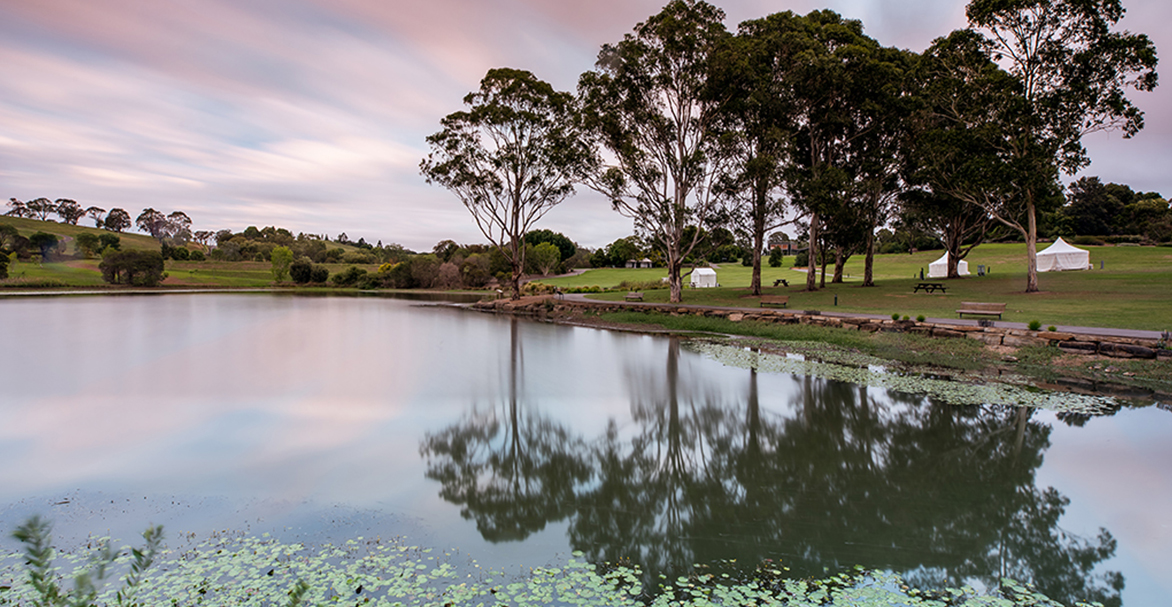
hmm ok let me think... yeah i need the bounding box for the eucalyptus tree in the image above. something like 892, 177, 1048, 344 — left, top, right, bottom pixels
103, 208, 131, 232
739, 10, 893, 291
83, 206, 106, 228
706, 28, 792, 296
845, 46, 916, 286
899, 190, 993, 278
54, 199, 84, 225
26, 198, 56, 221
578, 0, 729, 303
421, 68, 593, 300
908, 30, 1054, 281
965, 0, 1158, 292
5, 198, 31, 218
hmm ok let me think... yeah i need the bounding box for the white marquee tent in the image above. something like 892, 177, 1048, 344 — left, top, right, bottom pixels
690, 267, 718, 288
1037, 237, 1091, 272
927, 251, 969, 278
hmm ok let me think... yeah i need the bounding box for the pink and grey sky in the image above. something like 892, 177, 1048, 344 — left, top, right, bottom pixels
1, 0, 1169, 251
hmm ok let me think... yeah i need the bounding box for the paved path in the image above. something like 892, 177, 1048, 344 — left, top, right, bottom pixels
559, 293, 1164, 340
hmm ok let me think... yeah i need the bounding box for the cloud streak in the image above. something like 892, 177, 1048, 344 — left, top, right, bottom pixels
0, 0, 1167, 250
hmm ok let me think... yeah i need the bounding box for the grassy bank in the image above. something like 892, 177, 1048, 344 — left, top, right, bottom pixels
538, 243, 1172, 331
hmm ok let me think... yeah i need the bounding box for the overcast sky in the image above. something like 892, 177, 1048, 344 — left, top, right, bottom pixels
1, 0, 1168, 251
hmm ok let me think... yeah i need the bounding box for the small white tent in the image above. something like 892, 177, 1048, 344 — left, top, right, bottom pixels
927, 251, 969, 278
1037, 237, 1091, 272
690, 268, 718, 288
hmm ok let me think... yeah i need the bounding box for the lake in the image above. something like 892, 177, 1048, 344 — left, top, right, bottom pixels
1, 292, 1169, 605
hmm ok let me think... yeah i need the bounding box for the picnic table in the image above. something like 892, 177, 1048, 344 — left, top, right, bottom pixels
913, 282, 948, 293
772, 279, 789, 287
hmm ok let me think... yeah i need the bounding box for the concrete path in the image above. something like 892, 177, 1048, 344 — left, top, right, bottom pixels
559, 293, 1165, 340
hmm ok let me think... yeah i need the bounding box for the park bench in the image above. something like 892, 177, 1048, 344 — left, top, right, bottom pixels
914, 282, 947, 293
956, 302, 1006, 319
625, 292, 644, 302
760, 295, 789, 308
772, 279, 789, 287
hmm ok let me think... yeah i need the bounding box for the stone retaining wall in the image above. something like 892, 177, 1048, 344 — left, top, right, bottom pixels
472, 298, 1172, 360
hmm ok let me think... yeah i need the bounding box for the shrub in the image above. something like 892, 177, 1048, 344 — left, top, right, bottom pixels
1048, 325, 1057, 332
768, 248, 784, 268
331, 266, 367, 287
188, 249, 205, 261
98, 233, 121, 251
892, 313, 901, 321
916, 315, 926, 322
74, 232, 101, 258
99, 250, 166, 286
902, 315, 910, 321
1072, 235, 1105, 246
290, 258, 314, 283
310, 265, 330, 283
1028, 319, 1042, 331
342, 250, 377, 264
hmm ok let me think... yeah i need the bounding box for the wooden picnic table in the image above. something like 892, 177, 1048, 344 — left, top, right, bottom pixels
772, 279, 789, 287
913, 282, 948, 293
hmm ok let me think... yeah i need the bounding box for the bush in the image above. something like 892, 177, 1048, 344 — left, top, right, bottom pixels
74, 232, 101, 258
768, 248, 784, 268
0, 254, 7, 279
310, 265, 330, 283
916, 315, 926, 322
1048, 325, 1057, 332
1028, 319, 1042, 331
98, 233, 121, 251
892, 313, 901, 321
99, 250, 166, 286
290, 258, 314, 283
331, 266, 367, 287
1072, 235, 1105, 246
188, 249, 205, 261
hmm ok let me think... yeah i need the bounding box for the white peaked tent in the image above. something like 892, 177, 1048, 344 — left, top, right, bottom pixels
690, 267, 718, 288
927, 251, 969, 278
1037, 237, 1091, 272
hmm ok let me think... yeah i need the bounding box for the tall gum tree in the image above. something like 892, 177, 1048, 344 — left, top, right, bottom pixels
578, 0, 729, 303
742, 10, 890, 292
966, 0, 1158, 292
707, 23, 793, 296
421, 68, 594, 300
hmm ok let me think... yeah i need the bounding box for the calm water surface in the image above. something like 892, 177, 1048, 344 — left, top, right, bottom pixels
1, 293, 1169, 605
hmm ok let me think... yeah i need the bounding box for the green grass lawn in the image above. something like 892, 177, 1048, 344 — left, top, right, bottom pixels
535, 243, 1172, 331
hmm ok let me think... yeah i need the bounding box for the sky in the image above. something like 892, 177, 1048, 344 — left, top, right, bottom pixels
1, 0, 1169, 252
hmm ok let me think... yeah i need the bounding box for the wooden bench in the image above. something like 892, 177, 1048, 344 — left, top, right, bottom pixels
624, 292, 644, 302
772, 279, 789, 287
914, 282, 947, 293
760, 295, 789, 308
957, 302, 1006, 319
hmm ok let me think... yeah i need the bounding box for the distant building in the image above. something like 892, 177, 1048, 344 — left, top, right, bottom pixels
625, 258, 653, 268
768, 242, 800, 254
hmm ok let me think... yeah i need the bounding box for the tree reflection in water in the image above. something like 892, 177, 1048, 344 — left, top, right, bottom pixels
422, 334, 1122, 605
419, 318, 590, 541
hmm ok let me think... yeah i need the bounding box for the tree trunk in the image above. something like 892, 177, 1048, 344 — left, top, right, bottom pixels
832, 247, 845, 283
1025, 201, 1039, 293
668, 241, 684, 303
806, 212, 819, 291
509, 237, 523, 300
863, 229, 875, 287
751, 205, 765, 297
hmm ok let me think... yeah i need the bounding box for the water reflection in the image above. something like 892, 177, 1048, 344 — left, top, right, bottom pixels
424, 337, 1123, 605
420, 318, 590, 541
